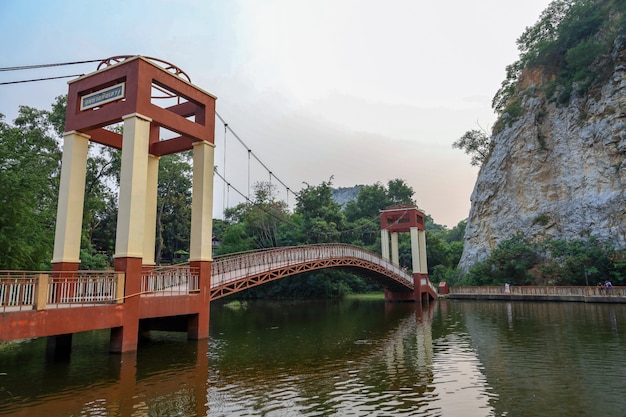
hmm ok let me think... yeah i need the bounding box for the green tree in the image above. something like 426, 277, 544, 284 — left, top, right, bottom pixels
218, 181, 293, 252
77, 145, 122, 269
460, 235, 625, 286
452, 129, 490, 167
0, 108, 62, 269
344, 182, 387, 222
155, 153, 192, 264
295, 178, 345, 243
387, 179, 415, 206
539, 237, 614, 285
216, 223, 256, 255
245, 182, 290, 248
344, 179, 415, 222
462, 234, 539, 286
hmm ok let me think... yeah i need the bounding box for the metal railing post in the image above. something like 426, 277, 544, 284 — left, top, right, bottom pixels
34, 273, 48, 310
116, 273, 125, 303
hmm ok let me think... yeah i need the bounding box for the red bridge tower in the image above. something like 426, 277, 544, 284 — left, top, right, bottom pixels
52, 56, 216, 352
380, 205, 432, 303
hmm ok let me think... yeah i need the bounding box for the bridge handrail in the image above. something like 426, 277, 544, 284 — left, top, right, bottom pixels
211, 243, 416, 289
0, 270, 122, 311
141, 265, 199, 295
160, 244, 437, 294
449, 285, 626, 297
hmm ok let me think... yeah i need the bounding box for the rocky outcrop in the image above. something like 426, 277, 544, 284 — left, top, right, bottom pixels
458, 39, 626, 270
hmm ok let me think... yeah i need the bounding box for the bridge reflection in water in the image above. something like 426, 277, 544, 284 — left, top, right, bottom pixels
0, 244, 437, 353
1, 299, 499, 416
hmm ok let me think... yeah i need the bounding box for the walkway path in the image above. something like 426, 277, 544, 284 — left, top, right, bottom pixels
445, 285, 626, 303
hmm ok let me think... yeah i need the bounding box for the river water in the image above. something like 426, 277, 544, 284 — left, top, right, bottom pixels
1, 298, 625, 416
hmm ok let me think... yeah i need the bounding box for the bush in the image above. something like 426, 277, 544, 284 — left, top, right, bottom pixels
459, 235, 625, 286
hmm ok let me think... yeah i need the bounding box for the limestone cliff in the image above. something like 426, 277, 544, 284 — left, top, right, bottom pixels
458, 37, 626, 270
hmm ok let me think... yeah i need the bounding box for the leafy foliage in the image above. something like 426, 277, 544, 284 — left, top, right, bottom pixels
461, 235, 625, 286
452, 129, 491, 167
493, 0, 626, 115
155, 153, 193, 264
0, 107, 61, 269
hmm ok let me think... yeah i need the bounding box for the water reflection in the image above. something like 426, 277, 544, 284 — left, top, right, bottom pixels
0, 337, 209, 416
1, 299, 626, 416
204, 300, 496, 416
450, 300, 626, 417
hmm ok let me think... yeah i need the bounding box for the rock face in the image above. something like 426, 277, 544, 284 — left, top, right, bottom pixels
458, 40, 626, 271
332, 185, 362, 206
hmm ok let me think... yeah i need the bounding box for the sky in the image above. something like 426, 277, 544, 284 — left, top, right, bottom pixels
0, 0, 553, 228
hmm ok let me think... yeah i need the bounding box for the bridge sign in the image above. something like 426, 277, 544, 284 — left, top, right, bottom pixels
80, 82, 125, 110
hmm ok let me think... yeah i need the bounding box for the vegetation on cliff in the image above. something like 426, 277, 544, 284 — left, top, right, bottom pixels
454, 0, 626, 162
493, 0, 626, 131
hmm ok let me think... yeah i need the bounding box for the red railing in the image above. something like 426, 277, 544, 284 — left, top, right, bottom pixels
0, 272, 37, 311
141, 265, 199, 296
0, 271, 123, 312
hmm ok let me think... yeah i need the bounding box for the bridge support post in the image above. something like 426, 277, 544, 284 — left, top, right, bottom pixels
110, 113, 152, 353
391, 232, 399, 266
51, 131, 90, 272
188, 261, 211, 340
142, 153, 160, 266
46, 333, 73, 361
110, 257, 142, 353
381, 229, 390, 261
187, 140, 215, 341
42, 122, 88, 358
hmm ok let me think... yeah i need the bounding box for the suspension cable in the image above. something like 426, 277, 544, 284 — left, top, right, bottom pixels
247, 149, 251, 201
215, 111, 297, 202
222, 123, 228, 219
0, 59, 106, 72
0, 74, 84, 85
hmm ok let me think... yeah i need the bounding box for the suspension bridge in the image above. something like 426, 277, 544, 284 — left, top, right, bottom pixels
0, 56, 437, 355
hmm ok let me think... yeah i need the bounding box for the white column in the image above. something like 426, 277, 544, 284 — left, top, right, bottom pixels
418, 230, 428, 274
114, 113, 152, 259
142, 154, 159, 265
52, 131, 90, 263
391, 232, 399, 266
410, 227, 420, 273
380, 229, 390, 261
190, 140, 215, 261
